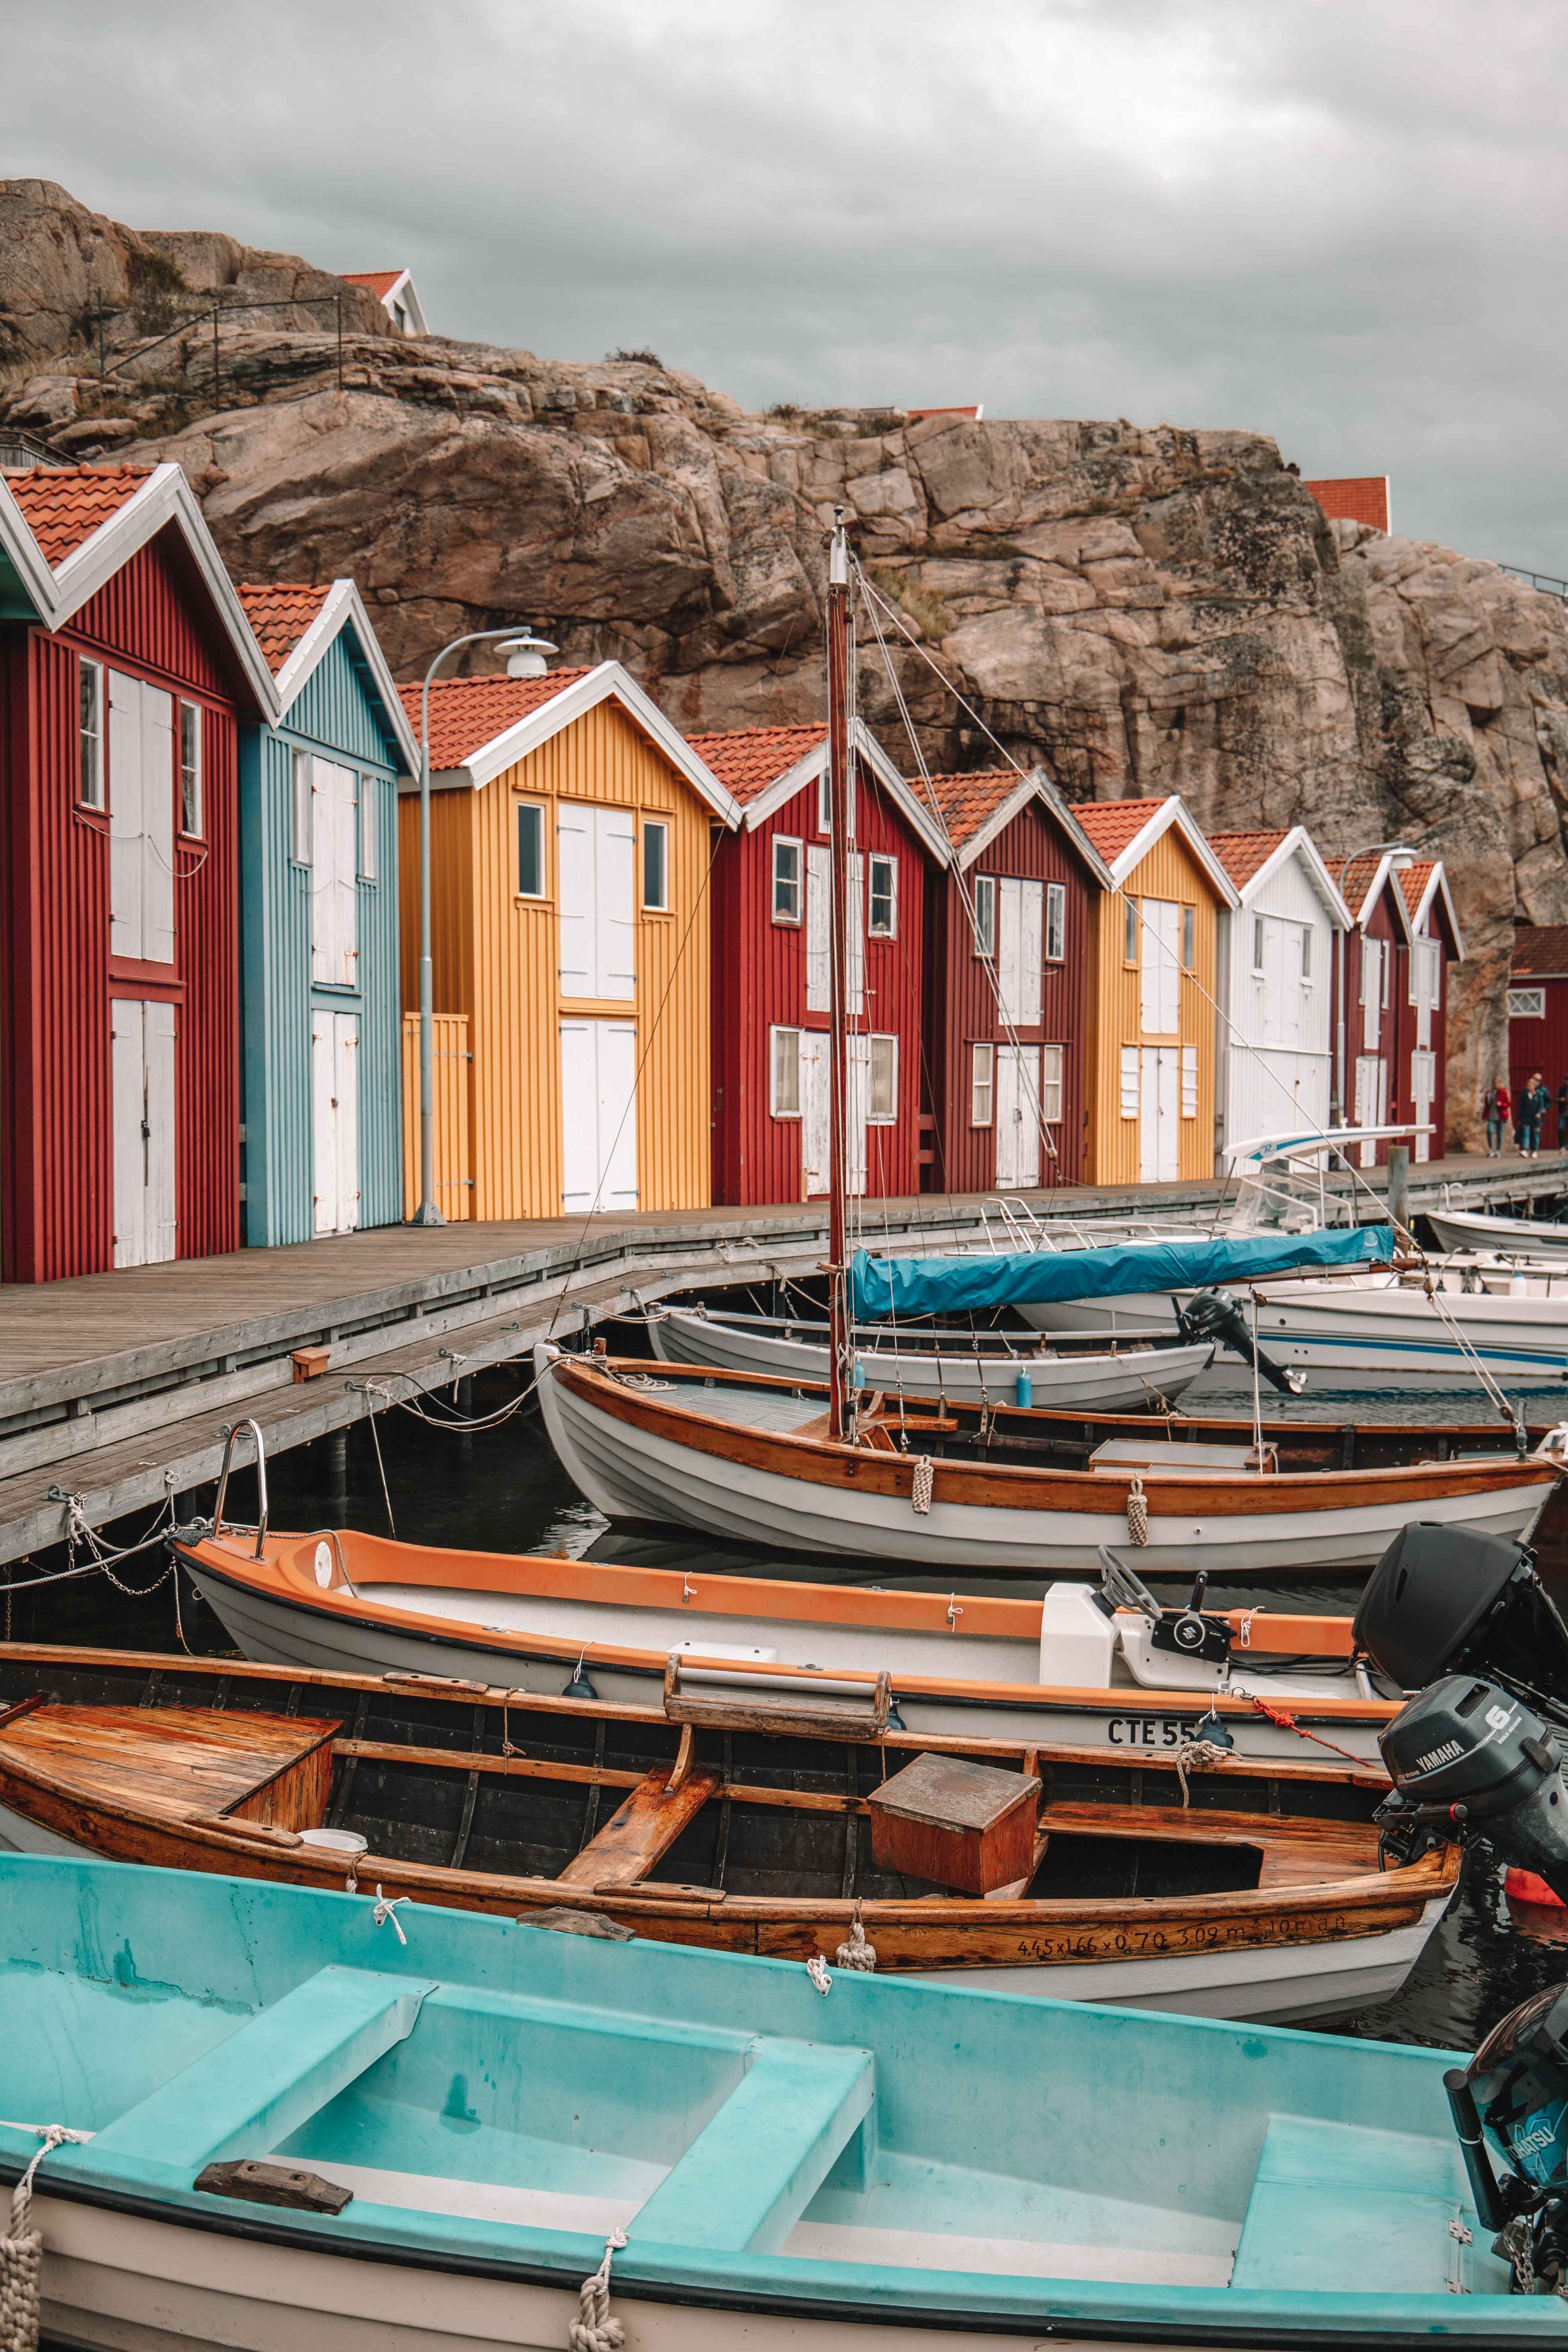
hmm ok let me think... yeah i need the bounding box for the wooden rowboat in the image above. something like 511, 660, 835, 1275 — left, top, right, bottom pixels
535, 1345, 1563, 1575
0, 1641, 1454, 2023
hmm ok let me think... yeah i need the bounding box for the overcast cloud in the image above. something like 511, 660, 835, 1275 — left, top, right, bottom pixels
6, 0, 1565, 571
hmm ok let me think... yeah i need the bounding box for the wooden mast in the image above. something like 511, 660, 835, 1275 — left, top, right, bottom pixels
826, 511, 852, 1441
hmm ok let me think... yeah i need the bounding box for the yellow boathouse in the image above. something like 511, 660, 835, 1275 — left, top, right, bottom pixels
1072, 796, 1239, 1186
396, 662, 739, 1220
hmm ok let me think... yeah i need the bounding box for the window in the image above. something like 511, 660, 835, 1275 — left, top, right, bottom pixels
770, 1025, 802, 1117
516, 803, 545, 897
1252, 915, 1265, 973
1040, 1043, 1063, 1123
643, 818, 670, 911
78, 659, 104, 808
868, 1033, 898, 1122
1301, 927, 1312, 981
358, 775, 376, 880
1181, 1045, 1198, 1119
772, 835, 802, 923
176, 701, 202, 835
1123, 896, 1138, 963
1510, 986, 1547, 1020
1119, 1045, 1139, 1118
973, 874, 996, 956
1181, 905, 1195, 969
1045, 882, 1066, 962
1381, 943, 1390, 1007
868, 853, 897, 937
816, 763, 855, 838
971, 1042, 995, 1127
291, 749, 311, 864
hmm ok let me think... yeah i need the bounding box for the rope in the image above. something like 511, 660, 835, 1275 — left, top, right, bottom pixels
1126, 1475, 1150, 1546
1243, 1693, 1369, 1768
1173, 1737, 1233, 1808
371, 1886, 409, 1945
568, 2226, 627, 2352
910, 1454, 934, 1514
834, 1911, 877, 1971
806, 1953, 832, 1995
0, 2125, 93, 2352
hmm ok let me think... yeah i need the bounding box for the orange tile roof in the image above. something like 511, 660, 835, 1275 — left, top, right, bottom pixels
341, 270, 404, 301
686, 725, 827, 805
396, 669, 592, 768
1304, 476, 1390, 533
4, 464, 153, 566
1514, 928, 1568, 979
923, 769, 1025, 850
1071, 796, 1172, 862
238, 581, 333, 674
1397, 859, 1437, 921
1209, 829, 1290, 889
1336, 854, 1386, 917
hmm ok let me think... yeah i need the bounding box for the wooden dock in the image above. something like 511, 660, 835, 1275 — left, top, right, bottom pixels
0, 1151, 1558, 1566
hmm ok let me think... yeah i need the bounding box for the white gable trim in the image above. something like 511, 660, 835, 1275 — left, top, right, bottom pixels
271, 578, 420, 772
740, 720, 950, 862
1399, 863, 1466, 960
1102, 797, 1240, 906
1228, 827, 1351, 927
409, 661, 741, 827
0, 463, 279, 715
1342, 851, 1403, 934
0, 481, 57, 618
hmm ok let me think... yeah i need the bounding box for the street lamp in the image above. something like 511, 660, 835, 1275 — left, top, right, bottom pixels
412, 625, 558, 1225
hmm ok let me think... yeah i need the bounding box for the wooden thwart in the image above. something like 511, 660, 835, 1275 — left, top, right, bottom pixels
556, 1758, 721, 1889
663, 1653, 893, 1742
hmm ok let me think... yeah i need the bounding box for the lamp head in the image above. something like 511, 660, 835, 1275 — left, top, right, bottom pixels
498, 631, 559, 680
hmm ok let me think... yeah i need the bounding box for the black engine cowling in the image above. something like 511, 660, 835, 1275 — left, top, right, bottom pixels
1446, 1980, 1568, 2289
1378, 1675, 1568, 1897
1354, 1523, 1568, 1705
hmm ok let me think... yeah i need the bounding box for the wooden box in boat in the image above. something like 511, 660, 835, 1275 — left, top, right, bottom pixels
865, 1752, 1040, 1893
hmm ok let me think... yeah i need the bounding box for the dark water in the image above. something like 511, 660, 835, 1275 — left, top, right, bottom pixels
9, 1345, 1568, 2063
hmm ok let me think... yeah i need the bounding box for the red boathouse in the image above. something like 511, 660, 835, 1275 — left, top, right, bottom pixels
0, 463, 275, 1281
920, 768, 1109, 1193
1508, 929, 1568, 1118
1391, 858, 1462, 1161
1333, 849, 1460, 1164
691, 721, 947, 1205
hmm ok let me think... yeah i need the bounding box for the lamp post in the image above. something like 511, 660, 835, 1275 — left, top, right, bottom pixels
412, 625, 557, 1226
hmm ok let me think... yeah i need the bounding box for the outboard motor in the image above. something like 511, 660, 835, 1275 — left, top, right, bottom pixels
1445, 1980, 1568, 2291
1177, 1287, 1306, 1397
1377, 1676, 1568, 1891
1354, 1523, 1568, 1714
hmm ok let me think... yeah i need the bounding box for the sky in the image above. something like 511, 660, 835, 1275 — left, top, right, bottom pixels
6, 0, 1566, 573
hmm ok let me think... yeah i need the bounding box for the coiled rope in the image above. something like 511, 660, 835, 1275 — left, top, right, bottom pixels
1126, 1475, 1150, 1546
0, 2124, 93, 2352
1172, 1737, 1233, 1807
569, 2226, 627, 2352
834, 1910, 877, 1971
910, 1455, 934, 1514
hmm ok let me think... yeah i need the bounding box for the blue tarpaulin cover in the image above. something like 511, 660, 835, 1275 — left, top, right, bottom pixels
850, 1224, 1397, 1321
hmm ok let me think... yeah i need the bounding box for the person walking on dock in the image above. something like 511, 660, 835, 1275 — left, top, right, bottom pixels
1557, 1073, 1568, 1150
1519, 1072, 1551, 1158
1484, 1078, 1510, 1156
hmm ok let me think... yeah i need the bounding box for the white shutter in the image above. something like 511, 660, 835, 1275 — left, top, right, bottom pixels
1180, 1045, 1198, 1119
1410, 1048, 1436, 1162
1019, 881, 1044, 1028
595, 808, 636, 999
335, 1015, 361, 1229
1140, 901, 1179, 1033
1159, 903, 1180, 1033
111, 1002, 146, 1266
806, 845, 831, 1013
559, 1020, 596, 1205
1361, 941, 1381, 1050
596, 1020, 639, 1205
996, 878, 1022, 1026
1139, 1047, 1159, 1180
333, 763, 358, 986
108, 670, 144, 960
312, 1014, 336, 1235
142, 686, 175, 964
845, 1033, 868, 1196
557, 812, 594, 994
1156, 1048, 1180, 1179
309, 759, 335, 984
801, 1033, 830, 1194
1119, 1047, 1139, 1119
1417, 939, 1441, 1050
847, 850, 865, 1017
1354, 1055, 1384, 1164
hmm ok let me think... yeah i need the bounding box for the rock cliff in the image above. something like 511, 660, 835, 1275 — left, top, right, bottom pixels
5, 181, 1565, 1143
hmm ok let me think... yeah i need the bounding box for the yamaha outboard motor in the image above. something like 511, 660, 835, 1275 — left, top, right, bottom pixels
1176, 1287, 1306, 1396
1355, 1523, 1568, 1715
1445, 1980, 1568, 2291
1377, 1676, 1568, 1891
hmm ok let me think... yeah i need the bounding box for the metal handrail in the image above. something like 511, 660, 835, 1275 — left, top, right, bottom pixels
213, 1418, 269, 1559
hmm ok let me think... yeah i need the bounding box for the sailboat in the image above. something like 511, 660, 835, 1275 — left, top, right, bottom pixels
535, 520, 1564, 1574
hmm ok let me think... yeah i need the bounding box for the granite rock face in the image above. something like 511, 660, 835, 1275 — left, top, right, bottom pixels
4, 220, 1564, 1139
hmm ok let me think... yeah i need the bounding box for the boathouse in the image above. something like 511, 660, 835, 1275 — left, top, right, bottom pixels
690, 721, 947, 1205
396, 661, 738, 1219
1507, 928, 1568, 1114
1072, 796, 1239, 1186
0, 462, 275, 1282
920, 768, 1109, 1192
1209, 829, 1350, 1160
237, 581, 417, 1244
1392, 857, 1462, 1160
1334, 850, 1430, 1164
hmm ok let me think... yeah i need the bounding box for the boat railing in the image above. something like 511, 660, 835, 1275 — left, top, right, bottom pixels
213, 1417, 270, 1560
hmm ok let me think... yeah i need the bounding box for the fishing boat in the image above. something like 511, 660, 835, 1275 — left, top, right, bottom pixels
647, 1300, 1216, 1409
0, 1642, 1452, 2020
535, 1343, 1564, 1574
173, 1515, 1401, 1762
4, 1854, 1557, 2349
1426, 1201, 1568, 1260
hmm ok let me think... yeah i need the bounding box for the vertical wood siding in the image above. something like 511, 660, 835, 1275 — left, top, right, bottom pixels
1337, 884, 1402, 1164
710, 759, 929, 1205
923, 804, 1092, 1195
400, 1013, 472, 1217
1507, 986, 1568, 1126
1084, 827, 1221, 1186
396, 697, 714, 1218
1217, 856, 1339, 1153
174, 698, 239, 1260
69, 534, 232, 700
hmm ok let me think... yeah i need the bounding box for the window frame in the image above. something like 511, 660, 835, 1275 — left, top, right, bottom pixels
1251, 914, 1266, 974
1039, 1042, 1064, 1125
769, 1023, 802, 1119
641, 816, 671, 913
1301, 925, 1312, 983
1181, 904, 1195, 970
1509, 986, 1547, 1021
78, 658, 104, 811
970, 1041, 995, 1128
1045, 881, 1066, 962
1123, 895, 1138, 964
973, 874, 997, 958
1180, 1044, 1198, 1119
515, 800, 547, 900
177, 699, 203, 838
771, 834, 804, 926
867, 851, 897, 939
1119, 1044, 1139, 1119
291, 748, 312, 866
357, 773, 377, 882
868, 1032, 898, 1124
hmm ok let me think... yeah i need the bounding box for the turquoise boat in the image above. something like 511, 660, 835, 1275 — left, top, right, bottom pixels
0, 1852, 1559, 2348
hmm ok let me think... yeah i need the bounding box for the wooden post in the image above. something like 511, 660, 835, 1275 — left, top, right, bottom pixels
825, 514, 851, 1442
1387, 1143, 1410, 1237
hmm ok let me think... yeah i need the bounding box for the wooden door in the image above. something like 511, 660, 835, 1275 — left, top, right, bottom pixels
310, 758, 359, 988
1139, 1045, 1179, 1181
806, 846, 831, 1014
1410, 1048, 1436, 1162
111, 999, 176, 1268
801, 1032, 830, 1195
312, 1011, 361, 1235
994, 1046, 1041, 1188
559, 1018, 639, 1211
557, 807, 635, 1001
996, 881, 1044, 1029
1354, 1054, 1386, 1165
846, 1033, 869, 1197
108, 671, 175, 966
1139, 900, 1180, 1035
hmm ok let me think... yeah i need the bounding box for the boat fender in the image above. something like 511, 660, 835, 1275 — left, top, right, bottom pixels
0, 2121, 93, 2351
1126, 1476, 1149, 1546
911, 1456, 934, 1514
570, 2226, 628, 2352
835, 1911, 877, 1971
522, 1909, 635, 1942
563, 1653, 599, 1701
1015, 1368, 1032, 1409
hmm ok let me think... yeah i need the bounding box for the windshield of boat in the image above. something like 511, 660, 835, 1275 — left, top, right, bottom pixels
1227, 1150, 1342, 1235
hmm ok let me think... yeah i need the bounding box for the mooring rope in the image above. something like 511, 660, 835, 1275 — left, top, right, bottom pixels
0, 2125, 93, 2352
568, 2226, 628, 2352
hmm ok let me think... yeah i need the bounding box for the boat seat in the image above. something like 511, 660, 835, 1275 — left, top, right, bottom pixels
1231, 2112, 1511, 2296
630, 2035, 874, 2256
91, 1965, 436, 2174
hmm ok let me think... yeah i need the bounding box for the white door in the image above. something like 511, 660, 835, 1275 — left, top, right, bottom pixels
801, 1033, 830, 1195
108, 671, 175, 965
559, 1019, 638, 1211
1140, 900, 1180, 1034
111, 998, 176, 1267
1139, 1045, 1179, 1182
996, 881, 1044, 1028
312, 1011, 361, 1235
309, 759, 359, 989
1354, 1054, 1387, 1165
994, 1045, 1041, 1188
845, 1033, 868, 1197
557, 808, 635, 1000
1361, 940, 1382, 1051
1410, 1048, 1436, 1163
1413, 938, 1442, 1051
805, 846, 863, 1016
